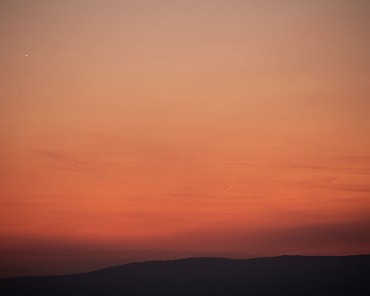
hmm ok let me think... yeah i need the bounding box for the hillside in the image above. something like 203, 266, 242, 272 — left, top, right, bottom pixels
1, 255, 370, 295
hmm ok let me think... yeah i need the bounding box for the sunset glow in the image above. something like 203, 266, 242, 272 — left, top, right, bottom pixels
1, 0, 369, 277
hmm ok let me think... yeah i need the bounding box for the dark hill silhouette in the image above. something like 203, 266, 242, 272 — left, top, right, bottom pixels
1, 255, 370, 295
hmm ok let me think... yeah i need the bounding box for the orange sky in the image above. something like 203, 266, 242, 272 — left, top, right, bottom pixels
1, 0, 370, 277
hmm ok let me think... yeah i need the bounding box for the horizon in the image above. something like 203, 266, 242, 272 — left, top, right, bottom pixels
2, 253, 370, 279
1, 0, 370, 278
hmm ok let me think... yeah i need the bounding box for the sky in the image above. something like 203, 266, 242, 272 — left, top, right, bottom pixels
1, 0, 370, 277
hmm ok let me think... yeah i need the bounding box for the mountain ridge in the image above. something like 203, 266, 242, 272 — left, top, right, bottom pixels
1, 255, 370, 295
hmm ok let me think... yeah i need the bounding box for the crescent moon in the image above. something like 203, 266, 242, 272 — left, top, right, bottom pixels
225, 179, 235, 192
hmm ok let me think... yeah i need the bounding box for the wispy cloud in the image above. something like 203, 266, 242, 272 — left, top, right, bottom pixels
264, 219, 370, 249
322, 184, 370, 193
227, 162, 370, 175
338, 156, 370, 160
36, 150, 111, 172
170, 217, 370, 257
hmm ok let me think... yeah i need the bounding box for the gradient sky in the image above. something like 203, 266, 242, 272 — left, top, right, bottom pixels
1, 0, 370, 277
